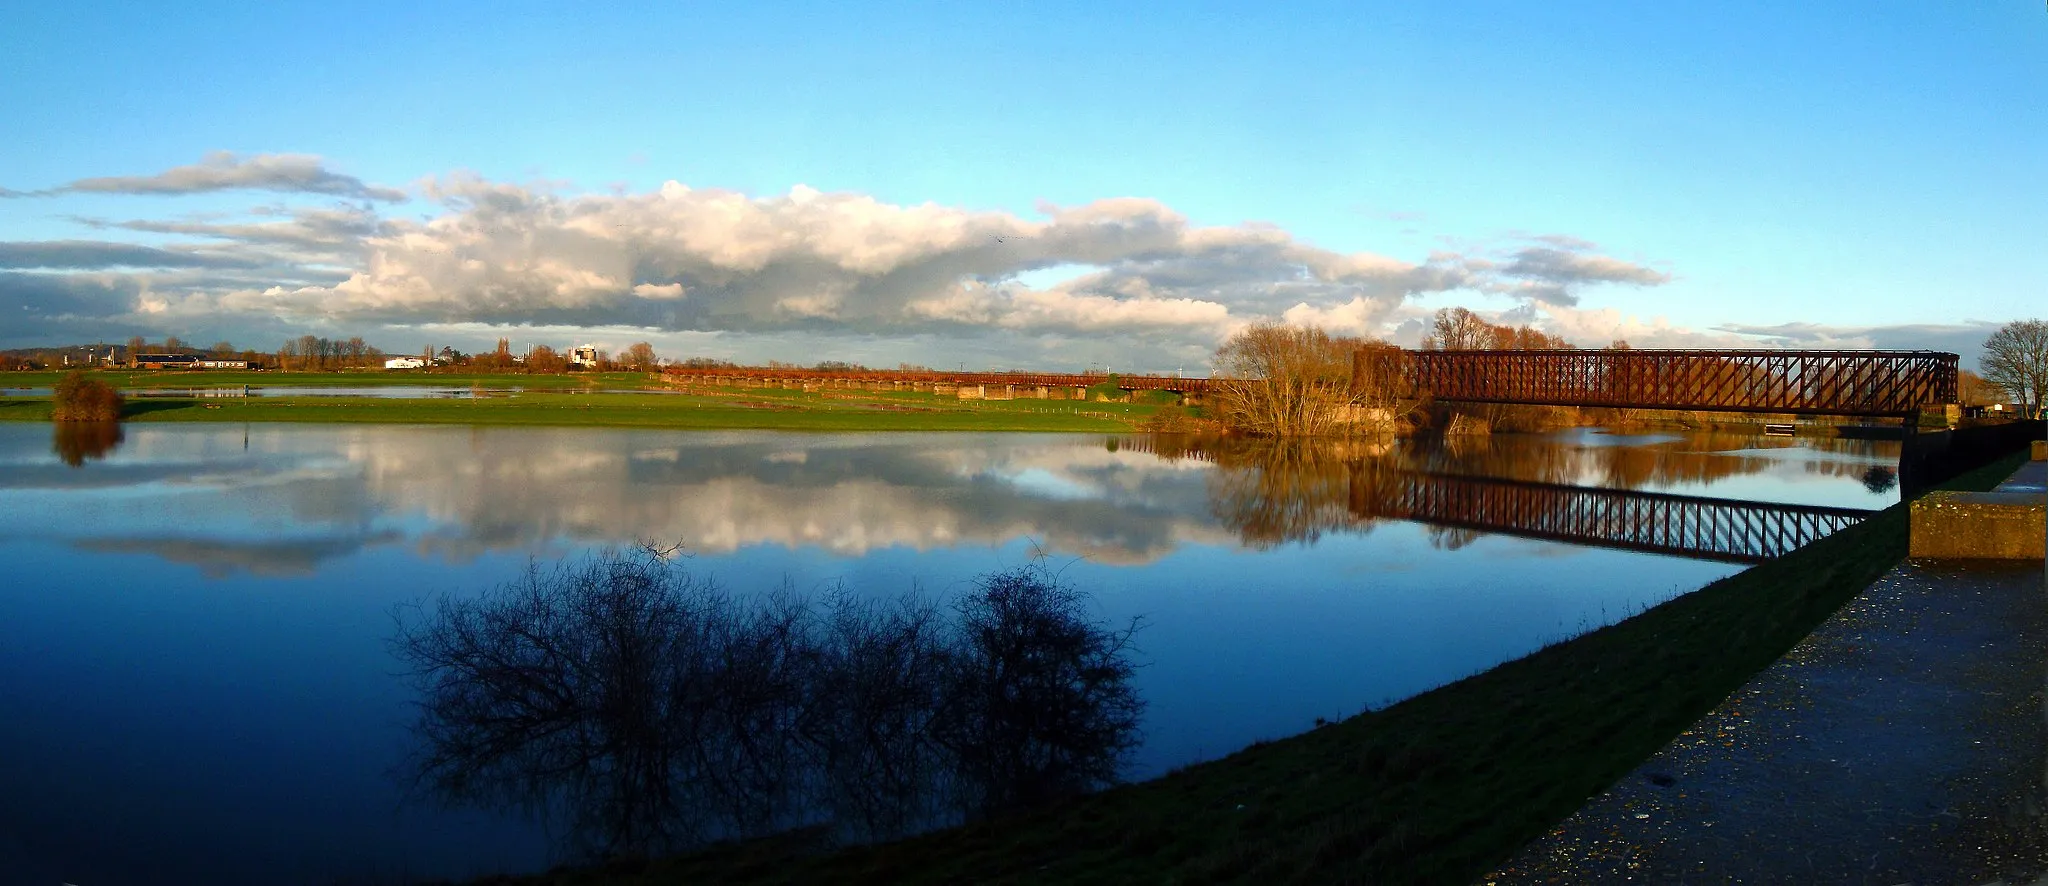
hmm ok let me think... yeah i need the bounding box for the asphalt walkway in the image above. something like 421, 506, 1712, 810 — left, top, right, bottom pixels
1485, 553, 2048, 885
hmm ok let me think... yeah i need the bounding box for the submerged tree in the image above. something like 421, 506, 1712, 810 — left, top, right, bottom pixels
390, 547, 1146, 859
932, 566, 1145, 818
391, 546, 728, 853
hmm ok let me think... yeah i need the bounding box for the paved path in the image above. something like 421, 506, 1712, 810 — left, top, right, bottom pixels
1485, 557, 2048, 885
1998, 460, 2046, 495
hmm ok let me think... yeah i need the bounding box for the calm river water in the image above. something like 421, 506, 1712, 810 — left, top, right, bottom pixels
0, 423, 1900, 884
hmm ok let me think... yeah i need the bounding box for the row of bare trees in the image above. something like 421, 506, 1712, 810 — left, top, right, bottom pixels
1981, 319, 2048, 418
391, 546, 1144, 858
276, 335, 381, 371
428, 339, 664, 374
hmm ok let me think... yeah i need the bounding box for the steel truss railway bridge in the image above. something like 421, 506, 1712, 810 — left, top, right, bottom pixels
664, 348, 1959, 417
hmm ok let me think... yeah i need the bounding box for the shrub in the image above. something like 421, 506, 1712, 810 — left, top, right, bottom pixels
51, 370, 123, 421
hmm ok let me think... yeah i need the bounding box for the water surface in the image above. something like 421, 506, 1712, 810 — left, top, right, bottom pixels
0, 424, 1900, 884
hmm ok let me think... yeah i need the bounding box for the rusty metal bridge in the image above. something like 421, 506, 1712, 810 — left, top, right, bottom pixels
1350, 470, 1875, 564
664, 348, 1958, 417
1401, 349, 1958, 418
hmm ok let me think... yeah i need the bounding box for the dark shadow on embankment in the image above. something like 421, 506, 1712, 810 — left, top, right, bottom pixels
119, 400, 199, 418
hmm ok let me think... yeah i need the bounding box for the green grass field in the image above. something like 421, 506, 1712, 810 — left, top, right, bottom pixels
0, 369, 653, 390
485, 449, 2033, 886
0, 380, 1162, 432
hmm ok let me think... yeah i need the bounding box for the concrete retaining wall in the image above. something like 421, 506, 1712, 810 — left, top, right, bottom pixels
1909, 460, 2046, 560
1908, 492, 2045, 559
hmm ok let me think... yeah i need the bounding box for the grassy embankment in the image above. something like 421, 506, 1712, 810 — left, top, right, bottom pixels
481, 449, 2034, 886
0, 374, 1163, 432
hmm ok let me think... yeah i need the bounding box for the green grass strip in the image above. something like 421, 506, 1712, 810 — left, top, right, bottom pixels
494, 450, 2032, 886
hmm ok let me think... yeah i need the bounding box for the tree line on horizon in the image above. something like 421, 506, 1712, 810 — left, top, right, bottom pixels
6, 319, 2042, 421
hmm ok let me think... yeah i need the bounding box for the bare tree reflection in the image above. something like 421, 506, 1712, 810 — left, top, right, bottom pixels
52, 421, 124, 467
390, 547, 1143, 859
1860, 465, 1899, 494
934, 569, 1144, 818
1206, 439, 1387, 548
803, 591, 952, 840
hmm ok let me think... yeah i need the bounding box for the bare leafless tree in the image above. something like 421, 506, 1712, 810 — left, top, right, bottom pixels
1212, 323, 1369, 437
1421, 307, 1496, 351
1982, 319, 2048, 418
1957, 369, 2008, 408
624, 342, 659, 372
1421, 307, 1578, 432
525, 344, 567, 374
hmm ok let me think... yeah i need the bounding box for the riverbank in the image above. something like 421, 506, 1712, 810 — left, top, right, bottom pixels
0, 386, 1159, 432
463, 450, 2032, 885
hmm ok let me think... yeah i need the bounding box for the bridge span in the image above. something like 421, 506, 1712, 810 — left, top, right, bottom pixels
1399, 349, 1957, 418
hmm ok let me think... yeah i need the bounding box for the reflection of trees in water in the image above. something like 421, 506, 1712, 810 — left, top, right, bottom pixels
51, 421, 124, 467
1205, 438, 1392, 549
390, 546, 1142, 858
1178, 429, 1871, 550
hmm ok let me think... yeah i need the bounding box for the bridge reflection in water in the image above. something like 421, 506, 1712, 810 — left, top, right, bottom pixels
1352, 470, 1873, 564
1118, 435, 1880, 564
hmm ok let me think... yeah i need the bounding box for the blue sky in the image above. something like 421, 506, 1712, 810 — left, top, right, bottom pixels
3, 1, 2043, 369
